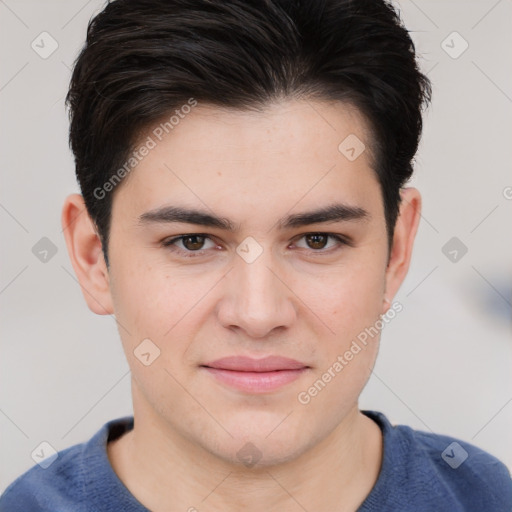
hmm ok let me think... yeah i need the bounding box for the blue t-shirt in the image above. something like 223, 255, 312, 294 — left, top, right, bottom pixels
1, 410, 511, 511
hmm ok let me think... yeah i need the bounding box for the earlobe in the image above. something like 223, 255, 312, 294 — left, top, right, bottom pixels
382, 296, 391, 315
61, 193, 114, 315
383, 187, 422, 306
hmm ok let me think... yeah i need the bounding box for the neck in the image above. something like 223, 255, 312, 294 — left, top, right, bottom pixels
108, 389, 382, 512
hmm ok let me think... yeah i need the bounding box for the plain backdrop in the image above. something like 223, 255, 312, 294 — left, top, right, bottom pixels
1, 0, 511, 494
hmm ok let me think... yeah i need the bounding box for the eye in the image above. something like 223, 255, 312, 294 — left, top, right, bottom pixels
293, 233, 348, 252
161, 232, 350, 259
162, 234, 217, 256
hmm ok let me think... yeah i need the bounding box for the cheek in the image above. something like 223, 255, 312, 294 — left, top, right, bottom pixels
296, 268, 384, 420
108, 252, 227, 380
108, 251, 194, 345
318, 256, 386, 341
108, 259, 201, 401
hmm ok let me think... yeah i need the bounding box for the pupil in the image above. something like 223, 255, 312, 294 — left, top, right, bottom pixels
184, 235, 204, 250
307, 234, 327, 249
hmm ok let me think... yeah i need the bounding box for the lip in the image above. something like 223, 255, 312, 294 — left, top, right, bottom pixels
200, 356, 309, 393
203, 356, 308, 372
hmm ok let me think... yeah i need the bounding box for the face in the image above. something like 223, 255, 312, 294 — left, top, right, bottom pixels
64, 99, 418, 467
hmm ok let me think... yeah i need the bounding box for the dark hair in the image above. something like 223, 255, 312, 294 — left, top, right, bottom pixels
66, 0, 431, 267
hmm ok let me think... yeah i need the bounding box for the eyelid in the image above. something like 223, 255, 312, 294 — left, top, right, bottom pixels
291, 232, 352, 249
161, 233, 218, 253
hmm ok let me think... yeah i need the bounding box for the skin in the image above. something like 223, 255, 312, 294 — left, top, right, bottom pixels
62, 99, 421, 512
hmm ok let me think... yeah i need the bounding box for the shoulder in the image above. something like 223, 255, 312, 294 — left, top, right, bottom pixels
363, 410, 512, 511
0, 441, 87, 512
408, 426, 512, 506
0, 416, 133, 512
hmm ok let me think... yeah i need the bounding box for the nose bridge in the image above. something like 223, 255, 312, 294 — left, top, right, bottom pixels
219, 242, 296, 336
237, 251, 277, 304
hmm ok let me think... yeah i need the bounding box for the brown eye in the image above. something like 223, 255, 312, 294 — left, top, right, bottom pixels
181, 235, 206, 251
305, 233, 329, 250
293, 233, 349, 253
162, 234, 217, 256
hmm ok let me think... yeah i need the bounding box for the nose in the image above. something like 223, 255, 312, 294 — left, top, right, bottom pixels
216, 247, 297, 339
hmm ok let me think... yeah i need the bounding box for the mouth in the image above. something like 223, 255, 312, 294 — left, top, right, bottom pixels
200, 356, 310, 393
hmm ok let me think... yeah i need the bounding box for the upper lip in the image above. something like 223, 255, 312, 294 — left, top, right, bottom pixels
202, 356, 308, 372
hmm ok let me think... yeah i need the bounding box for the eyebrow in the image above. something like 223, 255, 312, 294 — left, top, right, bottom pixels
137, 203, 369, 231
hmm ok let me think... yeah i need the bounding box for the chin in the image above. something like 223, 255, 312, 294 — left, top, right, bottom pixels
208, 420, 314, 469
224, 439, 308, 470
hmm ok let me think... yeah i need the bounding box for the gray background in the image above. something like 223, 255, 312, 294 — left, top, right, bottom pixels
1, 0, 511, 493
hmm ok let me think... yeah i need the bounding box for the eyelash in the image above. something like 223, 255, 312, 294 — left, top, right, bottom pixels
161, 233, 351, 258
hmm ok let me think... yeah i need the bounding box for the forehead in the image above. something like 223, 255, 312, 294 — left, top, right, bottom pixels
111, 99, 382, 224
146, 100, 373, 163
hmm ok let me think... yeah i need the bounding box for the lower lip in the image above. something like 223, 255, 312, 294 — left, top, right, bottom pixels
202, 367, 308, 393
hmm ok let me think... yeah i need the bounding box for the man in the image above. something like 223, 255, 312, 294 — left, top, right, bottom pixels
1, 0, 511, 511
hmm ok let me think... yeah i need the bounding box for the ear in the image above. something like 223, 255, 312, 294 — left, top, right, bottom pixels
383, 187, 421, 312
61, 193, 114, 315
